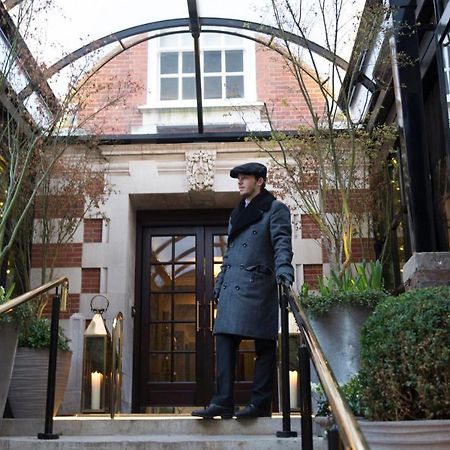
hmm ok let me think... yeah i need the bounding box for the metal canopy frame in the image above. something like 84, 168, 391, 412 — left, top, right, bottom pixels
12, 0, 376, 136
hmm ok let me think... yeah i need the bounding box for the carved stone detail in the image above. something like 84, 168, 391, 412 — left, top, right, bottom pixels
186, 150, 216, 191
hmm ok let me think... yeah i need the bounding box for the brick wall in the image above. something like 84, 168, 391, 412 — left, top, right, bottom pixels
255, 43, 326, 129
322, 237, 375, 263
77, 39, 148, 134
301, 214, 321, 239
83, 219, 103, 243
303, 264, 323, 289
42, 293, 80, 320
31, 243, 83, 268
81, 268, 101, 293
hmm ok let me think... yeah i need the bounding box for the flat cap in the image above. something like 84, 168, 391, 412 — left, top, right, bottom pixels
230, 162, 267, 180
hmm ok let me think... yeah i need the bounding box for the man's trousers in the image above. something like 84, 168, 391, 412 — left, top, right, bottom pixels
211, 333, 277, 412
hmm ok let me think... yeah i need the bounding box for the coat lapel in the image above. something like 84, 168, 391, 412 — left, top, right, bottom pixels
228, 188, 276, 242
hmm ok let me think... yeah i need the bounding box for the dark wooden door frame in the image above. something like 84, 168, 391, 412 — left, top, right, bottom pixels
132, 209, 231, 412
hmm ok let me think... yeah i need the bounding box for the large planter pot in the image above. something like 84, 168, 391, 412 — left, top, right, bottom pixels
8, 348, 72, 418
0, 323, 18, 424
308, 305, 372, 384
358, 419, 450, 449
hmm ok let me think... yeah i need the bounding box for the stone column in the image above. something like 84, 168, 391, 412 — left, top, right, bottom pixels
403, 252, 450, 290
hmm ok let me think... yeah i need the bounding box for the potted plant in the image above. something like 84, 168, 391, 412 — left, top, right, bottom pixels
356, 285, 450, 447
0, 284, 20, 422
7, 300, 72, 418
298, 260, 387, 383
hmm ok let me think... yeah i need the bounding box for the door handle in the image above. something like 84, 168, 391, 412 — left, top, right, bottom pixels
209, 301, 214, 331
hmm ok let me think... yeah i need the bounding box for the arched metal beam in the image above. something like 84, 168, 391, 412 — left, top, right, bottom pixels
43, 17, 350, 80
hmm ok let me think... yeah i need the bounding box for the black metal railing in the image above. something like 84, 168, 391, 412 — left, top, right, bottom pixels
277, 284, 369, 450
0, 277, 69, 440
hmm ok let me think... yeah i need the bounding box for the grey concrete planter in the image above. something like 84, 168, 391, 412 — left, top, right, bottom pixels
308, 304, 372, 384
0, 323, 18, 425
8, 348, 72, 418
359, 419, 450, 449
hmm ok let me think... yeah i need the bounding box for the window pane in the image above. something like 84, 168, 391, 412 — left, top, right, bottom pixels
151, 236, 172, 262
150, 324, 172, 351
204, 76, 222, 99
182, 77, 196, 100
160, 53, 178, 74
150, 265, 172, 291
174, 235, 195, 262
226, 76, 244, 98
174, 353, 195, 381
204, 51, 221, 73
160, 78, 178, 100
182, 52, 195, 73
149, 353, 171, 381
150, 294, 171, 322
174, 264, 196, 291
174, 323, 195, 351
226, 50, 243, 72
174, 293, 195, 321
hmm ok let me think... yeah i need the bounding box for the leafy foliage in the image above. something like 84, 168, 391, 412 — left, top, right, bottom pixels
18, 315, 70, 352
299, 260, 387, 315
313, 374, 368, 418
0, 284, 33, 325
360, 286, 450, 420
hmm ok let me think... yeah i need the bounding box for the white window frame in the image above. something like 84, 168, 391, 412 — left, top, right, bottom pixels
147, 30, 257, 108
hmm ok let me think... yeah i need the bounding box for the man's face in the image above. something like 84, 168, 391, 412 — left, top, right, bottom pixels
237, 174, 264, 200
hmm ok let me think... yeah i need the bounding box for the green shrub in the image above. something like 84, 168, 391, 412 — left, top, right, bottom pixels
360, 286, 450, 420
18, 316, 70, 352
299, 289, 388, 316
313, 374, 368, 417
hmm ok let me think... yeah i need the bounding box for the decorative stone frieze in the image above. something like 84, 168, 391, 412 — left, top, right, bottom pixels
185, 150, 216, 191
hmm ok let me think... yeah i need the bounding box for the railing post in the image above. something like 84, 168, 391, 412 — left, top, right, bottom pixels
328, 423, 343, 450
299, 336, 313, 450
37, 289, 60, 440
276, 284, 297, 438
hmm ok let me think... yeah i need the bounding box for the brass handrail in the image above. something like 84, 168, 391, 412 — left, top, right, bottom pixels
110, 311, 124, 419
286, 286, 369, 450
0, 276, 69, 316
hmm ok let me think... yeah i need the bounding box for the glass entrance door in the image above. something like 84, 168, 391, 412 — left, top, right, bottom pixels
136, 224, 256, 409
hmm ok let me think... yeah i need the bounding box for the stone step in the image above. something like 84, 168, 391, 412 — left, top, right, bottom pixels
0, 434, 326, 450
0, 415, 324, 437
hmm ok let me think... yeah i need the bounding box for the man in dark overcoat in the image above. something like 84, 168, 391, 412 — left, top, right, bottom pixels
192, 162, 294, 419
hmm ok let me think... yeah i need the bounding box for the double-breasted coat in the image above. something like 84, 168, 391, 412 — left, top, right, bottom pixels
213, 188, 294, 340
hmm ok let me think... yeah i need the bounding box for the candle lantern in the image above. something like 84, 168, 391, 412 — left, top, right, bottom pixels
81, 295, 111, 413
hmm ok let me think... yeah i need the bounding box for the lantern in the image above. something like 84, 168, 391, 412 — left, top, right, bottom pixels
81, 295, 111, 413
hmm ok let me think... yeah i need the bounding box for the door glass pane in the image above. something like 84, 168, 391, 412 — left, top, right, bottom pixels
160, 78, 178, 100
204, 51, 221, 72
150, 324, 172, 351
182, 52, 195, 73
174, 264, 195, 290
174, 323, 195, 351
174, 235, 195, 262
149, 353, 171, 381
204, 76, 222, 98
160, 52, 178, 74
236, 352, 256, 381
213, 234, 227, 260
150, 294, 171, 321
152, 236, 172, 262
182, 77, 196, 99
226, 75, 244, 98
174, 353, 195, 381
226, 50, 243, 72
150, 265, 172, 291
174, 293, 195, 321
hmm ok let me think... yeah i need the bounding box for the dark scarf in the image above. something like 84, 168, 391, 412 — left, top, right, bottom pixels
228, 188, 276, 242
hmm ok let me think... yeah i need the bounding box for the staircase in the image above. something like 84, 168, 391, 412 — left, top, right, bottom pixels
0, 415, 327, 449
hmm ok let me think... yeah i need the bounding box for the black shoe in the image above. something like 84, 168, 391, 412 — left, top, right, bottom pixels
191, 403, 234, 419
235, 404, 271, 419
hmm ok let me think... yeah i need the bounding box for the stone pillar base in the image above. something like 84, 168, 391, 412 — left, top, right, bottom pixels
402, 252, 450, 290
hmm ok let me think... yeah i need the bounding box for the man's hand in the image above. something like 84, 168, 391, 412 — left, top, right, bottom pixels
213, 288, 220, 304
276, 274, 292, 287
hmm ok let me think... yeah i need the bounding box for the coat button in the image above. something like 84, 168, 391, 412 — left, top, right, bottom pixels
240, 264, 244, 269
252, 230, 257, 235
235, 285, 240, 290
223, 284, 227, 289
228, 243, 234, 248
242, 243, 248, 247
